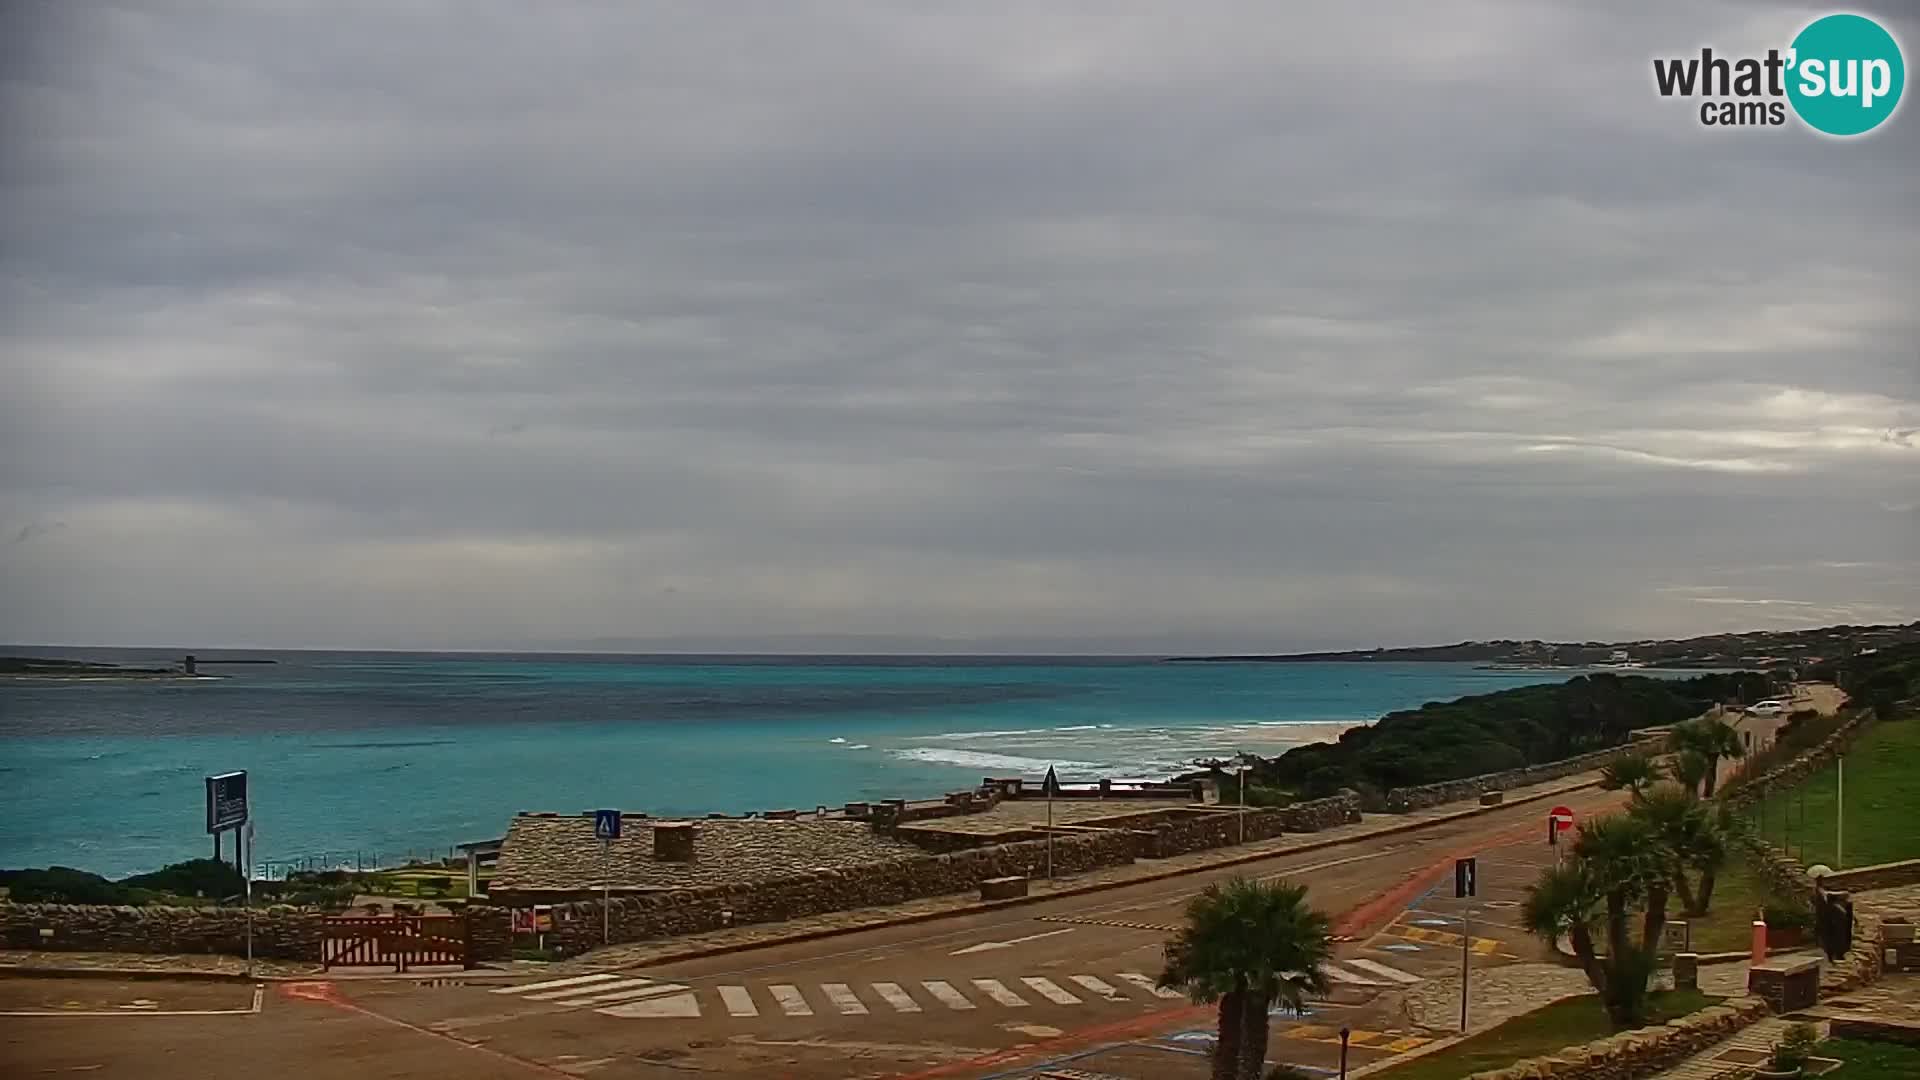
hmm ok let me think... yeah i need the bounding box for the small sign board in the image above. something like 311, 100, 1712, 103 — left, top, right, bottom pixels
593, 809, 622, 841
1455, 857, 1477, 898
205, 771, 249, 834
1041, 765, 1062, 798
1548, 805, 1576, 846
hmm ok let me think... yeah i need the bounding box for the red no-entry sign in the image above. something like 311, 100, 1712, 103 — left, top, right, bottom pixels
1548, 805, 1576, 845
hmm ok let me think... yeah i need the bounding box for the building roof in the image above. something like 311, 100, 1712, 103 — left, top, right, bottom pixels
490, 813, 926, 894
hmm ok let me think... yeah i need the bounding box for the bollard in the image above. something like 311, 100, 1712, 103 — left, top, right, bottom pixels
1752, 913, 1769, 965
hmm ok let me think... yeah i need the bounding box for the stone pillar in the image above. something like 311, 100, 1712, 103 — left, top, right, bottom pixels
652, 823, 696, 862
1673, 952, 1699, 991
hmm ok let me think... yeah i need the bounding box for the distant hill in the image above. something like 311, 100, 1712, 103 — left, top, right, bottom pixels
1167, 620, 1920, 669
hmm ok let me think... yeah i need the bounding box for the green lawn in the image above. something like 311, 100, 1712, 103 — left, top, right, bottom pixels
1820, 1036, 1920, 1079
1684, 856, 1802, 953
1370, 991, 1721, 1080
1742, 716, 1920, 870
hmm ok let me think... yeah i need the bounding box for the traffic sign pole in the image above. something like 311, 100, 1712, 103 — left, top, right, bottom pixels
593, 810, 622, 946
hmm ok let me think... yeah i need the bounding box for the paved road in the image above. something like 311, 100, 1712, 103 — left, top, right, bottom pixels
0, 785, 1625, 1080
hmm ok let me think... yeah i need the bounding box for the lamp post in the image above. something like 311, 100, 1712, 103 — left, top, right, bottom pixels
1238, 761, 1247, 844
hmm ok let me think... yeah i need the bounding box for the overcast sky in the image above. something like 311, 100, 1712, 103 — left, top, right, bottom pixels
1, 1, 1915, 653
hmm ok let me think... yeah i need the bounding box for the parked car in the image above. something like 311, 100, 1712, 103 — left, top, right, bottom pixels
1748, 699, 1788, 717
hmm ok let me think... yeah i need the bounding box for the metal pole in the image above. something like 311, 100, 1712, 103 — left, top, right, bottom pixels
601, 839, 612, 945
1046, 788, 1054, 880
1238, 765, 1246, 845
1460, 906, 1471, 1032
1836, 755, 1844, 869
1339, 1028, 1351, 1080
245, 822, 255, 978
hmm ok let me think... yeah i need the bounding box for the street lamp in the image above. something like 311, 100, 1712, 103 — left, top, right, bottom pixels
1238, 761, 1248, 844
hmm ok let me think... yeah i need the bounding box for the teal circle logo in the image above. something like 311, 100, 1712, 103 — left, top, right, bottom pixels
1787, 14, 1905, 136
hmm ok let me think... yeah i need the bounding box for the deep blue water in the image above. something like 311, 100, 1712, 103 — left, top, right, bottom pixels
0, 649, 1624, 877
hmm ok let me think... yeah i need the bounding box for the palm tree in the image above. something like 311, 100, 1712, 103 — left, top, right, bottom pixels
1629, 786, 1728, 916
1666, 718, 1745, 798
1598, 754, 1663, 801
1668, 750, 1712, 799
1520, 812, 1672, 1027
1160, 876, 1333, 1080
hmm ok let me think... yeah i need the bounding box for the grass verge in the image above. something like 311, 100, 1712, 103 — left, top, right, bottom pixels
1821, 1036, 1920, 1079
1369, 991, 1721, 1080
1740, 714, 1920, 870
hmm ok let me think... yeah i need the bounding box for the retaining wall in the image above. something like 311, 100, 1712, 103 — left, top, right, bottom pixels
543, 829, 1139, 954
1384, 739, 1658, 813
1466, 996, 1774, 1080
0, 902, 514, 963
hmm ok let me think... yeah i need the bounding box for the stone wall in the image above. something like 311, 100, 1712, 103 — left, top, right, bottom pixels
468, 904, 512, 961
890, 826, 1047, 854
1824, 859, 1920, 893
1384, 739, 1659, 813
1719, 711, 1870, 809
543, 829, 1139, 954
1468, 996, 1773, 1080
0, 901, 325, 960
1273, 790, 1363, 831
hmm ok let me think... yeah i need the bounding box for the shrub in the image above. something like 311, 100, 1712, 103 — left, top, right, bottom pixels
121, 858, 244, 900
1771, 1022, 1819, 1072
1764, 902, 1813, 931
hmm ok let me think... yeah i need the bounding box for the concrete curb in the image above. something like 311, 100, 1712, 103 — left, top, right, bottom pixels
0, 773, 1602, 983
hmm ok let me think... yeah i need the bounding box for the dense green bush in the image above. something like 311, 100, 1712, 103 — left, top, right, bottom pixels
1252, 671, 1775, 797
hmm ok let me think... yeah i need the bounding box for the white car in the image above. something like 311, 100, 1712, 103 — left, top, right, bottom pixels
1747, 700, 1788, 717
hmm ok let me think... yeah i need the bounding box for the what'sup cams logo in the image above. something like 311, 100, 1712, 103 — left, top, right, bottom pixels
1654, 12, 1905, 135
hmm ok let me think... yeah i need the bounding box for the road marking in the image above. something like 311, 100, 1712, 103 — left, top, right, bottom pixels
822, 983, 869, 1015
0, 987, 267, 1018
922, 980, 976, 1010
597, 992, 700, 1019
1115, 972, 1183, 999
971, 979, 1028, 1007
1346, 958, 1423, 984
1069, 975, 1125, 1001
537, 977, 657, 1003
950, 927, 1077, 955
769, 985, 813, 1016
491, 973, 621, 996
872, 982, 921, 1013
1021, 977, 1082, 1005
1320, 964, 1383, 986
718, 986, 758, 1017
563, 983, 689, 1007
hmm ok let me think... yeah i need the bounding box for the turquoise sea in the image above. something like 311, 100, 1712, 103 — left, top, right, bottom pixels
1, 649, 1619, 877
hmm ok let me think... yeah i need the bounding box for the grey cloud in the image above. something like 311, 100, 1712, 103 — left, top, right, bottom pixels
2, 0, 1916, 651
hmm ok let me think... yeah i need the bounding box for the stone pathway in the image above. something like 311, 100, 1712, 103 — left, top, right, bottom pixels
1399, 962, 1595, 1032
1645, 1015, 1820, 1080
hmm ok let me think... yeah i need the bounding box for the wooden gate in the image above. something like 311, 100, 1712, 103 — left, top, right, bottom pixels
323, 914, 472, 971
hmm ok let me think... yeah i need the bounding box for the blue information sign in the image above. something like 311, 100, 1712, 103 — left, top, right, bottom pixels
593, 809, 622, 840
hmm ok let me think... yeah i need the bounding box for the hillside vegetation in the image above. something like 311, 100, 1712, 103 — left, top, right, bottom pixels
1250, 670, 1779, 799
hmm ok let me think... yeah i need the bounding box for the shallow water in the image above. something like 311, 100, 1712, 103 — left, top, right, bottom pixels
0, 648, 1615, 876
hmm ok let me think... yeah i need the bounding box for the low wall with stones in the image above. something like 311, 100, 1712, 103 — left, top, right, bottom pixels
1824, 859, 1920, 893
890, 826, 1048, 854
0, 902, 326, 960
543, 829, 1140, 954
468, 904, 512, 961
1384, 740, 1658, 813
1720, 710, 1871, 809
1467, 995, 1774, 1080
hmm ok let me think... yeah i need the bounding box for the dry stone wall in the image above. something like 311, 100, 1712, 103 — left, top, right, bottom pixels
0, 902, 325, 960
1467, 996, 1773, 1080
544, 829, 1139, 954
1384, 740, 1658, 813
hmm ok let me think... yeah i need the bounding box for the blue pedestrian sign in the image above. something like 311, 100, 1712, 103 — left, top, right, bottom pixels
593, 809, 622, 840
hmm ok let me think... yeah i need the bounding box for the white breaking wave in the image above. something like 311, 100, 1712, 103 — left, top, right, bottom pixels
888, 748, 1109, 773
913, 728, 1046, 741
847, 743, 870, 750
828, 737, 847, 744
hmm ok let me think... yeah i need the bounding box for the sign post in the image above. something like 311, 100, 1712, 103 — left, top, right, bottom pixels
1547, 805, 1576, 861
205, 771, 250, 868
1455, 856, 1477, 1033
244, 820, 256, 977
1042, 766, 1060, 880
593, 810, 622, 945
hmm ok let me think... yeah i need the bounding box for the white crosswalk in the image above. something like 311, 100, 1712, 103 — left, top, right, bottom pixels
487, 957, 1421, 1021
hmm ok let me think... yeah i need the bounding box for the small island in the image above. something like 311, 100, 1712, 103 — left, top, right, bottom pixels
3, 656, 206, 681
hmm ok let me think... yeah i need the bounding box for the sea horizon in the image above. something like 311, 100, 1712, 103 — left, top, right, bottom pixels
1, 648, 1694, 879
